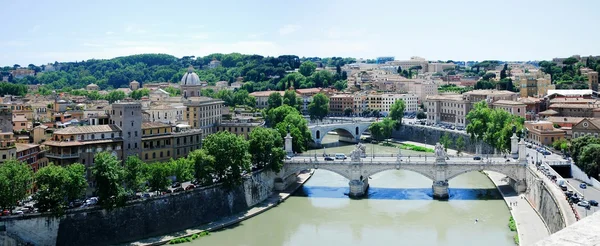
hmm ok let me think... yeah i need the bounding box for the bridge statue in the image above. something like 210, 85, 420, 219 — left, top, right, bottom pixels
357, 143, 366, 157
435, 143, 447, 161
350, 144, 364, 162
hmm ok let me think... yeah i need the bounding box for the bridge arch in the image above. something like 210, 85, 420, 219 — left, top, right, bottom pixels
445, 165, 525, 183
362, 166, 436, 181
309, 123, 372, 146
283, 164, 354, 181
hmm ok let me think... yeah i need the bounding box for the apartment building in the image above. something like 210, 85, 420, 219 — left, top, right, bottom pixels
524, 121, 566, 146
184, 97, 225, 134
329, 94, 354, 115
110, 102, 142, 158
295, 88, 322, 113
571, 118, 600, 139
580, 68, 599, 92
15, 143, 48, 173
249, 91, 285, 109
426, 90, 525, 127
517, 73, 554, 97
143, 104, 185, 124
0, 106, 16, 162
353, 94, 367, 115
380, 93, 419, 114
140, 122, 203, 162
216, 118, 265, 140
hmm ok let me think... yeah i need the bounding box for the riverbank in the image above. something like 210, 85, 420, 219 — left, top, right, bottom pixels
485, 171, 550, 245
126, 170, 314, 246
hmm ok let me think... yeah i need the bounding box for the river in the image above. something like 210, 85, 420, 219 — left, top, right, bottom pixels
183, 135, 515, 246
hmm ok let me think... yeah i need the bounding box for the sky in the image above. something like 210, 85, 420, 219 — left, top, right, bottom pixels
2, 0, 600, 66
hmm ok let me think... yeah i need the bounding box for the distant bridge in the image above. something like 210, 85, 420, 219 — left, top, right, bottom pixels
307, 119, 375, 146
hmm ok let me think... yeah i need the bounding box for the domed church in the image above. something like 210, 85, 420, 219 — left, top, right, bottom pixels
181, 66, 202, 98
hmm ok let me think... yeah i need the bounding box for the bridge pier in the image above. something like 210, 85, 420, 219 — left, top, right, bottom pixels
432, 180, 449, 200
348, 178, 369, 198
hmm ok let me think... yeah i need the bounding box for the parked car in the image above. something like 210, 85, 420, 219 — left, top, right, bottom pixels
142, 193, 152, 199
13, 210, 23, 215
285, 155, 292, 160
171, 182, 181, 188
473, 156, 482, 160
335, 153, 347, 160
589, 200, 598, 206
578, 200, 590, 207
86, 197, 98, 205
174, 187, 185, 193
185, 184, 196, 190
580, 183, 587, 189
324, 156, 334, 161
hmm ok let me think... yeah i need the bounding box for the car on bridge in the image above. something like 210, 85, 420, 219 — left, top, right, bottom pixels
580, 183, 587, 189
324, 156, 334, 161
335, 153, 347, 160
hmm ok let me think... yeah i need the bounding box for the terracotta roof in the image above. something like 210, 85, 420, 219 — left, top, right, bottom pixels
54, 125, 121, 135
574, 118, 600, 129
142, 122, 171, 129
539, 109, 559, 115
12, 114, 27, 122
295, 88, 322, 94
464, 89, 516, 96
545, 117, 586, 124
15, 143, 38, 152
549, 104, 600, 109
518, 97, 542, 104
550, 98, 597, 104
493, 100, 525, 106
43, 139, 122, 147
249, 91, 285, 97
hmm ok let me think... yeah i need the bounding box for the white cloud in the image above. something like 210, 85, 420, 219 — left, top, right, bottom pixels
0, 41, 28, 47
105, 31, 114, 35
124, 24, 147, 34
247, 33, 266, 39
190, 33, 210, 40
279, 25, 300, 36
82, 42, 105, 47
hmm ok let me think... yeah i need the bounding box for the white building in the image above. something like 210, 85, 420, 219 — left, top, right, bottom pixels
380, 93, 419, 114
143, 104, 186, 124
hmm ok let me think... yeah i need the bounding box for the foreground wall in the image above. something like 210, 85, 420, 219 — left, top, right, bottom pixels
523, 168, 566, 233
1, 171, 275, 246
570, 163, 600, 188
392, 125, 496, 154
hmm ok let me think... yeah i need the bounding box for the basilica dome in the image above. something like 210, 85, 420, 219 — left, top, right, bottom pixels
180, 66, 200, 86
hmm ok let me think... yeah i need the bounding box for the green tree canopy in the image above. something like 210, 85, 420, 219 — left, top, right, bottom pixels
308, 93, 329, 121
202, 131, 251, 188
299, 61, 317, 77
124, 156, 146, 193
267, 105, 299, 126
388, 99, 406, 122
267, 92, 283, 110
275, 113, 311, 153
0, 160, 33, 210
189, 149, 215, 186
248, 127, 286, 172
92, 152, 126, 208
33, 163, 87, 214
145, 163, 172, 193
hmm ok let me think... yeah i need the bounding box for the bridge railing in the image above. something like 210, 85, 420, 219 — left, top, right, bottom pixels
284, 159, 521, 166
293, 153, 511, 159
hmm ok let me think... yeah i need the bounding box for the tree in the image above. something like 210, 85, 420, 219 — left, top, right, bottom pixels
248, 127, 286, 172
34, 164, 87, 214
0, 160, 33, 210
333, 80, 348, 91
283, 89, 301, 110
275, 113, 311, 153
124, 156, 146, 193
267, 105, 299, 127
308, 93, 329, 121
397, 66, 402, 74
482, 72, 496, 81
388, 99, 406, 122
299, 61, 317, 77
455, 137, 465, 156
563, 57, 578, 66
579, 144, 600, 179
146, 163, 172, 193
344, 107, 353, 117
440, 133, 453, 152
416, 111, 426, 120
267, 92, 283, 110
202, 131, 251, 188
129, 88, 150, 100
466, 101, 492, 153
189, 149, 215, 186
369, 118, 395, 141
171, 157, 193, 182
92, 152, 126, 208
106, 90, 126, 103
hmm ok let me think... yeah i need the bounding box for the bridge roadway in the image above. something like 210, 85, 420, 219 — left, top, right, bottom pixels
282, 155, 532, 199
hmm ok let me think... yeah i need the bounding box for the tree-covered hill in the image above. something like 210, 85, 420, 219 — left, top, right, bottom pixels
1, 53, 355, 94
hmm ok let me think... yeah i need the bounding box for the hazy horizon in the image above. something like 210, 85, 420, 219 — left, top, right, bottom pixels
2, 0, 600, 66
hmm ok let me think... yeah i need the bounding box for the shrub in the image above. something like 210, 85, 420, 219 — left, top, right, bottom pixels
508, 216, 517, 231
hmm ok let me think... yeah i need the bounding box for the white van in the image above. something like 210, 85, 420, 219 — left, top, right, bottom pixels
335, 153, 347, 160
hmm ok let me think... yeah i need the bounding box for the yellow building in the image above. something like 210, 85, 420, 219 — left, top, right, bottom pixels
141, 122, 204, 162
518, 73, 554, 98
216, 118, 265, 140
184, 97, 224, 135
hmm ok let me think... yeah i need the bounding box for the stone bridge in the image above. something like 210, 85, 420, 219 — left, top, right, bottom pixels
308, 121, 373, 146
278, 134, 553, 199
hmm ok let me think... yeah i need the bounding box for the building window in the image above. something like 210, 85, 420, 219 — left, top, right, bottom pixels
145, 153, 148, 160
152, 153, 156, 159
134, 143, 137, 149
131, 122, 134, 127
135, 131, 138, 137
160, 152, 163, 158
128, 143, 131, 149
120, 111, 122, 116
167, 151, 170, 156
101, 134, 105, 139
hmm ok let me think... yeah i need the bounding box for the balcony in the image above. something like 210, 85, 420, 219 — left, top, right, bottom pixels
45, 152, 80, 159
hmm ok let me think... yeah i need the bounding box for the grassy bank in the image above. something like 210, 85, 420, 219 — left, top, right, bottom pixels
508, 216, 519, 245
169, 230, 211, 244
379, 142, 434, 153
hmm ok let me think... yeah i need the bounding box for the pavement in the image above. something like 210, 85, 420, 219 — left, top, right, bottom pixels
486, 171, 550, 246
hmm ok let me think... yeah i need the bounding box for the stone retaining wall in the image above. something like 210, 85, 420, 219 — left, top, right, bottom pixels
524, 168, 566, 233
0, 170, 276, 246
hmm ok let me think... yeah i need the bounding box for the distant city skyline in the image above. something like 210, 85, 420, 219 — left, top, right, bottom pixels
2, 0, 600, 66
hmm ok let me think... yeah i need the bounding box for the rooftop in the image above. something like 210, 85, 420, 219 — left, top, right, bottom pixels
547, 89, 594, 97
142, 122, 171, 129
464, 89, 516, 96
15, 143, 38, 152
550, 98, 598, 104
539, 109, 559, 115
249, 91, 285, 97
549, 104, 600, 109
493, 100, 525, 106
545, 116, 586, 124
54, 125, 121, 135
